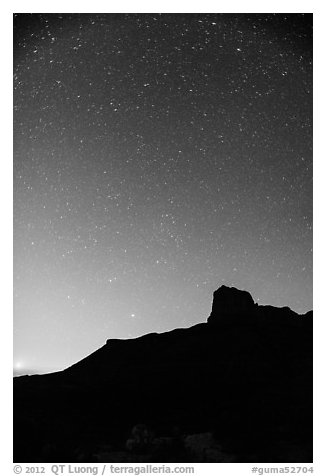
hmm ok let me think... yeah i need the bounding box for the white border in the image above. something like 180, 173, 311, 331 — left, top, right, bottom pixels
4, 3, 323, 474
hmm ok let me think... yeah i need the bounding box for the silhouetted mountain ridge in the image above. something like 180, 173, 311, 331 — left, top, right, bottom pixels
14, 285, 312, 463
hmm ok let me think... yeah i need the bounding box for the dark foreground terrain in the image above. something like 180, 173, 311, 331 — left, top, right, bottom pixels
14, 286, 312, 462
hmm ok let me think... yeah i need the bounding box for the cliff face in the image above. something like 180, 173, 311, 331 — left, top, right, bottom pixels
13, 286, 313, 463
208, 285, 256, 321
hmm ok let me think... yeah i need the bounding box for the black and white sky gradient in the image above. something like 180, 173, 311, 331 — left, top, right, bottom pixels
13, 13, 312, 372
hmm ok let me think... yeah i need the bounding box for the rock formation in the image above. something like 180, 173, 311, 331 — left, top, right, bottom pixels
207, 285, 257, 323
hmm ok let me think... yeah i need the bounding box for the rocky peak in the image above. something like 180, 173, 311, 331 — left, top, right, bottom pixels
207, 285, 256, 323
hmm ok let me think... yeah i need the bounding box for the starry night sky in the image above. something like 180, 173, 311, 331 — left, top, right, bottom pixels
13, 13, 313, 373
